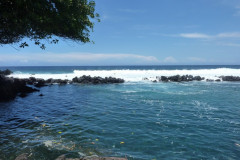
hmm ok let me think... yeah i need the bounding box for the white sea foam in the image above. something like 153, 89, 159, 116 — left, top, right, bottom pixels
9, 68, 240, 82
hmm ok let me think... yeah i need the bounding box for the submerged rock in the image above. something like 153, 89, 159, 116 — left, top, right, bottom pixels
55, 155, 66, 160
55, 154, 127, 160
34, 78, 70, 87
15, 153, 28, 160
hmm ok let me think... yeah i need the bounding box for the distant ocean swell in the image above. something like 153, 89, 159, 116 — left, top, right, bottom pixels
9, 68, 240, 82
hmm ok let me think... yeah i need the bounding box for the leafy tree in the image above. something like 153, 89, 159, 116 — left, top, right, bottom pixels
0, 0, 99, 49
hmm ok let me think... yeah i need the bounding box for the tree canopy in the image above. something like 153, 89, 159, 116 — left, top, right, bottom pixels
0, 0, 99, 49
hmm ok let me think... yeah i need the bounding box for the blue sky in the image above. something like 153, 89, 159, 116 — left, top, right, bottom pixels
1, 0, 240, 66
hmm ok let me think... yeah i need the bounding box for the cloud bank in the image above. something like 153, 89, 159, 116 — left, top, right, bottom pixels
0, 52, 161, 66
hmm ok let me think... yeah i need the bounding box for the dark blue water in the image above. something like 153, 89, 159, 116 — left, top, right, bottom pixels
1, 66, 240, 159
1, 65, 240, 74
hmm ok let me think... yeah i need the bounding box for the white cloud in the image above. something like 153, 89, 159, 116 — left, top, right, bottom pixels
163, 56, 177, 63
178, 32, 240, 39
0, 52, 160, 66
179, 33, 210, 39
217, 32, 240, 38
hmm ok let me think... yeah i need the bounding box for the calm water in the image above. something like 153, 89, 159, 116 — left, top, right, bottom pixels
0, 66, 240, 159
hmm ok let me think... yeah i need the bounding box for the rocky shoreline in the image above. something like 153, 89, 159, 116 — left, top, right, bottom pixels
0, 72, 39, 102
0, 70, 125, 102
1, 69, 240, 102
146, 75, 240, 82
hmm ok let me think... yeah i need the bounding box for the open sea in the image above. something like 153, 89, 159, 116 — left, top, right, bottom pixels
0, 65, 240, 159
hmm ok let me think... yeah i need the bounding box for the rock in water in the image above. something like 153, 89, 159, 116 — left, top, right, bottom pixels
72, 76, 124, 84
55, 155, 66, 160
160, 76, 168, 82
158, 75, 204, 82
34, 79, 47, 88
15, 153, 28, 160
0, 75, 39, 102
193, 76, 203, 81
206, 79, 214, 82
221, 76, 240, 81
0, 69, 13, 75
55, 154, 128, 160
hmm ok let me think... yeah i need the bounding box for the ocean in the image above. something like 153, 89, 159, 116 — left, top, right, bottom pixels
0, 65, 240, 159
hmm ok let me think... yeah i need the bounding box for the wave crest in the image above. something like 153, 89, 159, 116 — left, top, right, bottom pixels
10, 68, 240, 82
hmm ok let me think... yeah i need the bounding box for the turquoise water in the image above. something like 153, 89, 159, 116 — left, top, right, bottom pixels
1, 66, 240, 159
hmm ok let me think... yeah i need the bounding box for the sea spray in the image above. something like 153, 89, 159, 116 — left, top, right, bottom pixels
9, 68, 240, 82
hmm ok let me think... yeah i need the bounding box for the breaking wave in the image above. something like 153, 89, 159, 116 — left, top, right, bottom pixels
10, 68, 240, 82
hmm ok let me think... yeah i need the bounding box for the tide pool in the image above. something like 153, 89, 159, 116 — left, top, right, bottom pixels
1, 80, 240, 159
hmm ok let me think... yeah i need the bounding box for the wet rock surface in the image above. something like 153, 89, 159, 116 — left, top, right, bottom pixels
0, 74, 39, 102
2, 69, 240, 102
72, 76, 124, 84
221, 76, 240, 81
0, 69, 13, 75
15, 153, 28, 160
0, 70, 124, 102
156, 75, 205, 82
14, 154, 127, 160
151, 75, 240, 82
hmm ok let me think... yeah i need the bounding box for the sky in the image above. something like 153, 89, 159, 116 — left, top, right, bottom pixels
1, 0, 240, 66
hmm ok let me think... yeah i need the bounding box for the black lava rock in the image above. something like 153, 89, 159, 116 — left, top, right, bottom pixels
34, 79, 47, 88
0, 75, 39, 102
0, 69, 13, 75
221, 76, 240, 81
158, 75, 204, 82
72, 75, 124, 84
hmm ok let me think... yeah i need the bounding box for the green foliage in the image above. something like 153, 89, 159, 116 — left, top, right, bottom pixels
0, 0, 99, 49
